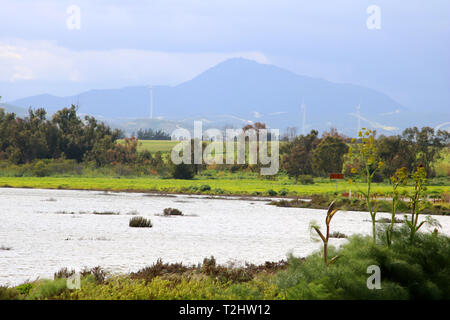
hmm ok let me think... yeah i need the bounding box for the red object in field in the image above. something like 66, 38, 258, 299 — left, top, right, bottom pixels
329, 173, 344, 179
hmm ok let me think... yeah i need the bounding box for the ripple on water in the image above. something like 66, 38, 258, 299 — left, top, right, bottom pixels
1, 187, 450, 286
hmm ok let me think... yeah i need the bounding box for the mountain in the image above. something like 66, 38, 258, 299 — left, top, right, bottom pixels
0, 103, 27, 117
8, 58, 435, 135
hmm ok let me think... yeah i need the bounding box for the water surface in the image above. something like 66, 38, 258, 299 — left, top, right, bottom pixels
1, 188, 449, 286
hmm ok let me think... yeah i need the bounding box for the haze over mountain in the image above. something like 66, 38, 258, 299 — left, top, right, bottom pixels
7, 58, 448, 136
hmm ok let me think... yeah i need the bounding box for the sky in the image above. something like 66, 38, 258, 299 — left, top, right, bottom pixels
1, 0, 449, 112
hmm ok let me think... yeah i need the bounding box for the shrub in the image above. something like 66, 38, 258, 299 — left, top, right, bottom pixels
214, 188, 225, 194
163, 208, 183, 216
93, 211, 119, 215
31, 160, 51, 177
298, 175, 314, 185
199, 184, 211, 192
28, 279, 68, 300
329, 231, 347, 239
276, 229, 450, 299
131, 259, 189, 282
0, 286, 20, 300
15, 283, 34, 295
267, 189, 278, 196
129, 216, 152, 228
54, 268, 75, 279
80, 266, 108, 284
171, 163, 194, 179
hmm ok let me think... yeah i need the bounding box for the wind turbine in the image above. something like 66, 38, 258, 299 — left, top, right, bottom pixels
149, 85, 154, 119
301, 99, 306, 135
356, 103, 361, 136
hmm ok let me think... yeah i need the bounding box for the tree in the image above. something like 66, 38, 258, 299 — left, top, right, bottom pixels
313, 136, 348, 176
0, 105, 121, 165
136, 128, 171, 140
281, 130, 319, 182
376, 135, 415, 180
402, 127, 450, 177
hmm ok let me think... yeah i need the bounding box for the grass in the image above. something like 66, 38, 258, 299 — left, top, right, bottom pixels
130, 140, 179, 153
124, 139, 283, 157
0, 176, 448, 197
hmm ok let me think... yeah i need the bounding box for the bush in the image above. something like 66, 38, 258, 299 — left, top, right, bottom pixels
80, 266, 108, 284
0, 286, 20, 300
129, 217, 152, 228
214, 188, 225, 194
163, 208, 183, 216
54, 268, 75, 279
267, 189, 278, 196
171, 163, 194, 179
298, 175, 314, 185
276, 228, 450, 299
31, 160, 51, 177
28, 279, 68, 300
199, 184, 211, 192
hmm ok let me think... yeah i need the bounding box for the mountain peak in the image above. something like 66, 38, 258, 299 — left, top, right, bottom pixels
8, 59, 406, 134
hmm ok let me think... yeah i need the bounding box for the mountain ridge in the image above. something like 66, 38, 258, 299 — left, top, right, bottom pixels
6, 58, 423, 135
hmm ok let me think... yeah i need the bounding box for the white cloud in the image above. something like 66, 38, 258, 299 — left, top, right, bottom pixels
0, 39, 269, 86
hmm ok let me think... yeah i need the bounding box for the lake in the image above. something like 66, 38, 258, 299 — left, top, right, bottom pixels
1, 187, 449, 286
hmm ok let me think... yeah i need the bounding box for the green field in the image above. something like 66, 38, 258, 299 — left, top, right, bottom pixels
123, 139, 283, 156
0, 176, 448, 197
129, 140, 179, 153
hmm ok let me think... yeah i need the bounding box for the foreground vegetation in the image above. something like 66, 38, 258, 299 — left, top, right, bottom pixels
2, 228, 449, 300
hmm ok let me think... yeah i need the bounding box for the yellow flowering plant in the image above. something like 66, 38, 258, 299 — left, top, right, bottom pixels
347, 128, 383, 243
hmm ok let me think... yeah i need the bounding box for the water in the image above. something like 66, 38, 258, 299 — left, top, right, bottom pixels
1, 187, 449, 286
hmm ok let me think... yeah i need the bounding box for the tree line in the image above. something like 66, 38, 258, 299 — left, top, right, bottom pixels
280, 127, 449, 182
0, 106, 448, 182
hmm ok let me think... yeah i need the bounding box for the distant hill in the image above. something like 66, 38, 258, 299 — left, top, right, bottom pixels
0, 103, 27, 117
9, 58, 441, 135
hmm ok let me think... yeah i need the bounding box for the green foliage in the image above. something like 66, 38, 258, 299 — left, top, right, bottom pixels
0, 286, 20, 300
171, 163, 195, 179
15, 283, 34, 295
281, 130, 319, 182
298, 174, 314, 185
28, 279, 68, 300
0, 106, 121, 165
199, 184, 211, 192
276, 230, 450, 299
402, 127, 449, 177
135, 128, 171, 140
313, 136, 349, 176
347, 128, 384, 242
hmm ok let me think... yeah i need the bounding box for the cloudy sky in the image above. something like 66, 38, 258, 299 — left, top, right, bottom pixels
1, 0, 449, 112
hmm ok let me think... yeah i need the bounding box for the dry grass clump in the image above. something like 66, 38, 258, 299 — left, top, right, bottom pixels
163, 208, 183, 216
129, 216, 152, 228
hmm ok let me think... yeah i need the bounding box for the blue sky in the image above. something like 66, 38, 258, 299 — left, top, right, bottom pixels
1, 0, 449, 112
